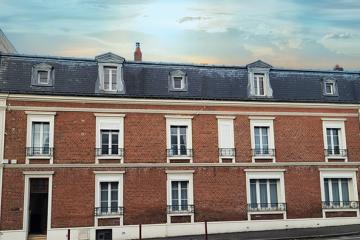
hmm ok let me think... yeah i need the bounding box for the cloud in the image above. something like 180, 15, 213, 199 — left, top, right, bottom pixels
178, 16, 210, 24
323, 32, 354, 40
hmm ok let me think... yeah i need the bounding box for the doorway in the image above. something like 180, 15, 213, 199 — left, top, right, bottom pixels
28, 178, 49, 235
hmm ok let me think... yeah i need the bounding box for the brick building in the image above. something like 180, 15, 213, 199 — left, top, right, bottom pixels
0, 45, 360, 240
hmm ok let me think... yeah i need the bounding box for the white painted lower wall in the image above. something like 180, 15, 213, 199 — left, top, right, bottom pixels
1, 217, 360, 240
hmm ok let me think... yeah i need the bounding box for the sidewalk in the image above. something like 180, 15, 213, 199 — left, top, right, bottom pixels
149, 224, 360, 240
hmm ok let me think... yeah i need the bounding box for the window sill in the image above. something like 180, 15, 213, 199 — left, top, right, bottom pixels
167, 212, 194, 216
95, 214, 123, 219
325, 156, 347, 162
167, 156, 193, 163
248, 210, 286, 215
96, 156, 123, 160
219, 156, 235, 163
252, 156, 276, 162
26, 155, 52, 160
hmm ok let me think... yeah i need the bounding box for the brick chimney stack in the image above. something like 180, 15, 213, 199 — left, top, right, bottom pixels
333, 64, 344, 71
134, 42, 142, 62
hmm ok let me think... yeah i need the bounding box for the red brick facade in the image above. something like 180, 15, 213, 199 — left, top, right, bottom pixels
1, 98, 360, 233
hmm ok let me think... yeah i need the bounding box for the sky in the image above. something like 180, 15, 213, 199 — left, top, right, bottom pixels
1, 0, 360, 70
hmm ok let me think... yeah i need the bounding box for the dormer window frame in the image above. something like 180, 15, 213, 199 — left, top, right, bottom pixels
169, 70, 188, 92
323, 79, 338, 96
31, 63, 54, 87
248, 68, 273, 98
95, 52, 126, 94
102, 65, 118, 92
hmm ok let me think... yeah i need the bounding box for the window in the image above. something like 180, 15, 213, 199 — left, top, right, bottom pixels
95, 52, 125, 94
26, 112, 55, 163
323, 178, 350, 207
170, 126, 188, 156
171, 181, 189, 211
166, 170, 194, 223
103, 67, 117, 91
94, 172, 124, 226
322, 119, 347, 161
100, 182, 119, 214
246, 170, 286, 219
31, 122, 50, 155
253, 74, 265, 96
320, 169, 359, 217
31, 63, 54, 87
166, 116, 193, 162
249, 179, 280, 210
37, 70, 50, 85
101, 130, 119, 155
169, 70, 187, 91
323, 79, 337, 96
95, 114, 125, 163
250, 117, 275, 161
217, 117, 235, 162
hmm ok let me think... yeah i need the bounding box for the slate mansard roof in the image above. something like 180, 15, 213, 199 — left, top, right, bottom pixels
0, 52, 360, 104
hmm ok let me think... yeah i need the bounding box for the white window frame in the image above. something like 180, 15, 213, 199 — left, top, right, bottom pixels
169, 70, 187, 92
25, 112, 55, 164
37, 70, 50, 85
249, 117, 275, 162
103, 66, 117, 91
166, 170, 194, 223
95, 114, 125, 163
323, 79, 337, 96
322, 118, 347, 161
248, 68, 272, 97
165, 115, 193, 163
253, 74, 266, 96
319, 168, 359, 218
217, 116, 235, 162
94, 171, 124, 226
98, 62, 124, 93
172, 76, 185, 90
245, 169, 286, 220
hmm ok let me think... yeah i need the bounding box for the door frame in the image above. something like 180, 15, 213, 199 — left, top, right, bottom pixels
23, 171, 53, 238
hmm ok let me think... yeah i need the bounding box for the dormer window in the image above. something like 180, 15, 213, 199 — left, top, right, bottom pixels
169, 70, 187, 92
247, 60, 273, 98
95, 52, 126, 94
253, 73, 265, 96
323, 79, 337, 96
37, 70, 50, 85
104, 66, 117, 91
31, 63, 54, 87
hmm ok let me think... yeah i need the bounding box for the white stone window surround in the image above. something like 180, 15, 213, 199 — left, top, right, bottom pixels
166, 170, 195, 223
245, 169, 286, 220
98, 62, 124, 93
248, 68, 273, 97
217, 116, 236, 163
95, 113, 125, 163
319, 168, 359, 218
323, 79, 338, 96
94, 171, 124, 226
31, 63, 54, 87
322, 118, 347, 162
165, 115, 193, 163
23, 171, 54, 238
25, 111, 56, 164
249, 117, 276, 162
169, 70, 188, 92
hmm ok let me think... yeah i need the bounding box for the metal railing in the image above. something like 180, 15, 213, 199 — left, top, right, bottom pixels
247, 203, 286, 212
167, 204, 195, 214
94, 206, 124, 216
95, 148, 124, 157
219, 148, 236, 157
324, 149, 347, 157
167, 148, 193, 157
26, 147, 53, 156
322, 201, 359, 209
252, 148, 275, 157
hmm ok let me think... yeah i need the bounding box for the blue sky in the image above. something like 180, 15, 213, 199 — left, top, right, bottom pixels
1, 0, 360, 70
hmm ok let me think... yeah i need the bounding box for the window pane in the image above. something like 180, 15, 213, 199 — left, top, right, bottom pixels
259, 77, 264, 95
171, 181, 179, 207
173, 77, 183, 89
341, 179, 349, 203
111, 70, 117, 90
254, 127, 260, 152
38, 71, 49, 84
180, 181, 188, 209
250, 180, 257, 208
261, 127, 269, 152
104, 68, 110, 90
259, 179, 268, 207
269, 180, 278, 206
324, 179, 330, 203
253, 77, 258, 95
333, 129, 340, 154
326, 129, 332, 152
332, 179, 340, 203
326, 83, 333, 94
111, 131, 119, 154
101, 131, 109, 154
32, 122, 41, 149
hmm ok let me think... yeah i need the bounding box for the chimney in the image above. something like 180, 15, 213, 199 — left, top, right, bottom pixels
333, 64, 344, 71
134, 42, 142, 62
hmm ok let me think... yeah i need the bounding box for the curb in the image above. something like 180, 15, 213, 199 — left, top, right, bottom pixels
254, 231, 360, 240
